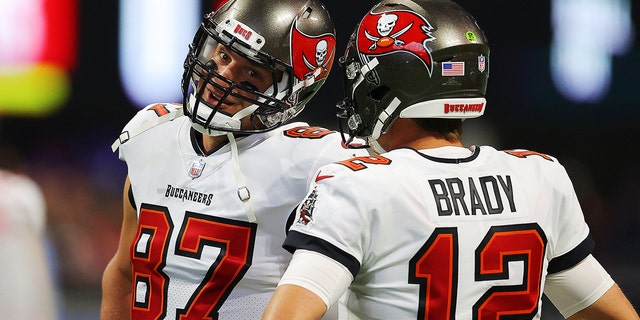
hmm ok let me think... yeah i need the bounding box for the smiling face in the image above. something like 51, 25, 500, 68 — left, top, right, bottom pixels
187, 30, 296, 135
197, 44, 277, 118
183, 35, 289, 135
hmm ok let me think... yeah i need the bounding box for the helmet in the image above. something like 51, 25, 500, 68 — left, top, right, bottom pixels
337, 0, 489, 148
182, 0, 337, 136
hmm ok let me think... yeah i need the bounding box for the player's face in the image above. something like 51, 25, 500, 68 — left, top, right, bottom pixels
198, 44, 276, 119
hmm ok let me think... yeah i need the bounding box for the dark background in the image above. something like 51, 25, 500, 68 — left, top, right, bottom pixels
0, 1, 638, 319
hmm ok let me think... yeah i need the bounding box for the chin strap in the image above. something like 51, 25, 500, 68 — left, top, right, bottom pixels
227, 132, 256, 222
368, 139, 387, 155
367, 97, 401, 155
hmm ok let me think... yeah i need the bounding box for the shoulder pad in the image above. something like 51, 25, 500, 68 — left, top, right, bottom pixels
111, 103, 184, 152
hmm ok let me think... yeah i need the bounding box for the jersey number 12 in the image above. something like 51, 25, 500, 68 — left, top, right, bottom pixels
409, 223, 546, 320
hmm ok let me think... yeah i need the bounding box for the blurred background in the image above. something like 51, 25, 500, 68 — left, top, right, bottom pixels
0, 0, 637, 319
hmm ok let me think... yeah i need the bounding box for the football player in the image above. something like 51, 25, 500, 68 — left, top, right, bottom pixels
262, 0, 640, 319
100, 0, 367, 319
0, 169, 59, 319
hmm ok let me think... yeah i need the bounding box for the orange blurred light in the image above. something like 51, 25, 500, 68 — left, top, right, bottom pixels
0, 0, 77, 116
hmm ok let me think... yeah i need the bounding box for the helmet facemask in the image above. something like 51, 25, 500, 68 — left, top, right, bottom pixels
337, 53, 382, 149
182, 15, 295, 136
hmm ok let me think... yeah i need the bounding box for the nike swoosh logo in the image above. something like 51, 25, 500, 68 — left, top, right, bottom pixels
315, 171, 334, 182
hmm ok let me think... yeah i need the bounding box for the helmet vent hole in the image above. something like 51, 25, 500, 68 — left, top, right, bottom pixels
368, 85, 390, 102
302, 7, 312, 19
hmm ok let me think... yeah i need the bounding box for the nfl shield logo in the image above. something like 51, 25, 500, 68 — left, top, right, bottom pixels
188, 159, 206, 179
478, 54, 486, 73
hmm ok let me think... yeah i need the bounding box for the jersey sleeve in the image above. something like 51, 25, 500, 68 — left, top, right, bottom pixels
546, 160, 594, 273
284, 163, 366, 278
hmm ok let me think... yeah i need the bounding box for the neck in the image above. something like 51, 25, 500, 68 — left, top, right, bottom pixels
200, 132, 229, 153
402, 137, 462, 150
378, 118, 463, 151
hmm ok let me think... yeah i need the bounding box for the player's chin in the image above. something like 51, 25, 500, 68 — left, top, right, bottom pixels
220, 103, 247, 115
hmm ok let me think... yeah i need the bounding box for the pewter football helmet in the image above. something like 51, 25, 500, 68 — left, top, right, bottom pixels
337, 0, 489, 147
182, 0, 337, 135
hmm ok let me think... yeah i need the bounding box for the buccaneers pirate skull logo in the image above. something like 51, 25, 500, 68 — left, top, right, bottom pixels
357, 10, 436, 76
296, 187, 319, 226
291, 20, 336, 82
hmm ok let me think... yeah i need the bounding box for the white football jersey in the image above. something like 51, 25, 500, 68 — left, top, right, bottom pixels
0, 169, 46, 233
116, 103, 367, 320
286, 145, 593, 319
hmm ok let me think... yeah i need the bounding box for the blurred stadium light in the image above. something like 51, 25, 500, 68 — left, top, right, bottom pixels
551, 0, 634, 103
0, 0, 76, 116
118, 0, 200, 108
